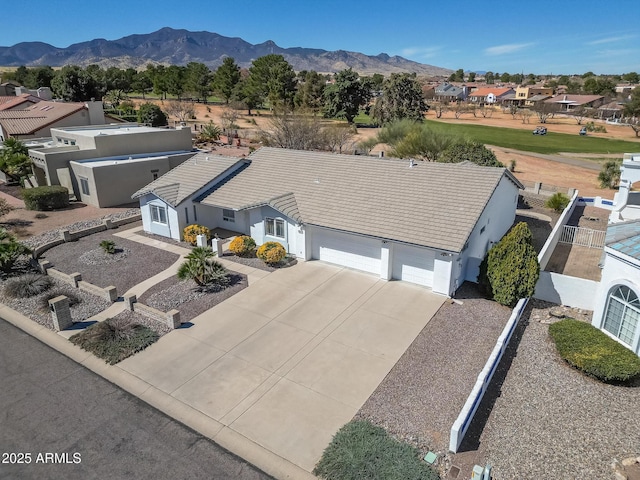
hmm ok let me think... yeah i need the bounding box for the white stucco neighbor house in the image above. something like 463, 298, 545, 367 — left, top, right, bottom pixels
592, 153, 640, 355
132, 147, 523, 296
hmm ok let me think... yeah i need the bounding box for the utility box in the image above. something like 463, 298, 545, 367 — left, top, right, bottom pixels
196, 234, 207, 247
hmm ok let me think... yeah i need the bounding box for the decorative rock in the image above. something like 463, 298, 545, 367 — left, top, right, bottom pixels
622, 457, 638, 467
549, 306, 566, 318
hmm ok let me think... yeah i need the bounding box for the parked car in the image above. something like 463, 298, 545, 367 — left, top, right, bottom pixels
533, 126, 547, 135
579, 127, 587, 136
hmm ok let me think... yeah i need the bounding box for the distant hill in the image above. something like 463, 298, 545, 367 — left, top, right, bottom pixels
0, 27, 452, 76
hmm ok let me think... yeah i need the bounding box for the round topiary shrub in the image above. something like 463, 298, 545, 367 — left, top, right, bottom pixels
228, 235, 256, 257
549, 318, 640, 384
22, 186, 69, 211
256, 241, 286, 265
4, 274, 53, 298
183, 224, 211, 246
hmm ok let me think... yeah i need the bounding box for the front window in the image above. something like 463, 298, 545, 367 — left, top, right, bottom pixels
603, 285, 640, 346
223, 209, 235, 223
265, 217, 285, 238
79, 177, 90, 196
150, 205, 167, 224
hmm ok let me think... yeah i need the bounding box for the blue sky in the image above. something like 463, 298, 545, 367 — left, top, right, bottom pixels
2, 0, 639, 75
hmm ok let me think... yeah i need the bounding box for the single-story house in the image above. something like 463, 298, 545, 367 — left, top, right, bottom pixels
0, 99, 120, 141
467, 87, 515, 104
434, 83, 468, 102
133, 148, 523, 296
0, 93, 42, 111
592, 153, 640, 355
27, 123, 195, 207
543, 94, 605, 111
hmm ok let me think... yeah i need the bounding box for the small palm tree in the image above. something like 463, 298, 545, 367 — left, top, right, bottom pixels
177, 247, 229, 289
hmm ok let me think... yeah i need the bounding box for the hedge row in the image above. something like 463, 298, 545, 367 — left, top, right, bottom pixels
22, 186, 69, 211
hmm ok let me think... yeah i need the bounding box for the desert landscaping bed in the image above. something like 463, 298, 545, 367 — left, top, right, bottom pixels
475, 300, 640, 479
39, 228, 179, 294
0, 274, 110, 330
137, 271, 248, 323
355, 283, 511, 461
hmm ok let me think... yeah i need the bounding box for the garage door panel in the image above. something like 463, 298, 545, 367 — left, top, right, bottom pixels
392, 245, 434, 287
313, 229, 381, 275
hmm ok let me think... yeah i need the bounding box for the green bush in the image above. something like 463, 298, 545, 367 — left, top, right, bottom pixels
99, 240, 116, 254
549, 318, 640, 384
228, 235, 256, 257
0, 228, 31, 272
314, 420, 438, 480
545, 192, 570, 212
137, 103, 167, 127
70, 319, 159, 365
478, 222, 540, 307
256, 241, 286, 265
176, 247, 229, 290
22, 186, 69, 211
4, 274, 53, 298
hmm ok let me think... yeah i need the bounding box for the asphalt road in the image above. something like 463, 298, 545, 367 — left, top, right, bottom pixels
0, 319, 273, 480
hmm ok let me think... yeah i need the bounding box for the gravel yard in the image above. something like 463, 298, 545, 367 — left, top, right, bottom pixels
355, 283, 511, 458
138, 272, 248, 323
477, 301, 640, 479
39, 228, 179, 294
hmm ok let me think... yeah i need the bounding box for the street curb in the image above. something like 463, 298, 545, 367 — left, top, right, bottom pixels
1, 305, 317, 480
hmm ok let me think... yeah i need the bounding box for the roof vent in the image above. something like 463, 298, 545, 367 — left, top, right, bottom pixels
409, 159, 415, 168
205, 156, 210, 161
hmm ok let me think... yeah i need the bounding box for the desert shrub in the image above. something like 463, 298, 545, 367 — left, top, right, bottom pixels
0, 198, 14, 217
549, 319, 640, 384
545, 192, 570, 212
256, 241, 286, 265
314, 420, 438, 480
70, 319, 159, 365
22, 186, 69, 211
439, 141, 504, 167
585, 121, 607, 133
0, 228, 31, 273
177, 247, 229, 290
4, 274, 53, 298
39, 289, 82, 310
478, 222, 540, 307
99, 239, 116, 254
598, 160, 622, 189
34, 212, 48, 219
183, 224, 211, 246
229, 235, 256, 257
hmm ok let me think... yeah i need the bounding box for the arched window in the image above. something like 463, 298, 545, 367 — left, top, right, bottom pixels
603, 285, 640, 346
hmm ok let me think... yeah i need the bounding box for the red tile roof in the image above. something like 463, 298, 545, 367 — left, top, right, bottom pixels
0, 101, 86, 135
0, 94, 42, 111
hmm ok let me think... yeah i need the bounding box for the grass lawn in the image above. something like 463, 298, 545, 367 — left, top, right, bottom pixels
354, 110, 377, 126
426, 119, 640, 155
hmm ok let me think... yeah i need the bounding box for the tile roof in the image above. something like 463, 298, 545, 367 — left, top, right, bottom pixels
544, 94, 604, 105
0, 101, 86, 135
132, 152, 245, 207
606, 221, 640, 261
0, 94, 41, 111
194, 148, 521, 252
468, 87, 513, 97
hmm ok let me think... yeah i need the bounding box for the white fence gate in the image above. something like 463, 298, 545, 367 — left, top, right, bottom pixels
559, 225, 606, 249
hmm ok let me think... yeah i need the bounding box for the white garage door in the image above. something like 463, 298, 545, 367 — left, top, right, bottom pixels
392, 244, 435, 287
312, 229, 382, 275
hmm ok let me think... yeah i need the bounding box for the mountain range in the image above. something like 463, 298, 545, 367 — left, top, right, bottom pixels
0, 27, 451, 76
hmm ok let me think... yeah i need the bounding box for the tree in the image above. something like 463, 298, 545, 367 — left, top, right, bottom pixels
131, 70, 153, 98
377, 120, 461, 162
624, 87, 640, 137
294, 70, 326, 112
468, 72, 476, 82
51, 65, 100, 101
533, 101, 558, 123
177, 247, 229, 290
478, 222, 540, 307
598, 160, 622, 189
27, 66, 55, 89
165, 100, 195, 122
622, 72, 639, 84
0, 138, 34, 186
185, 62, 212, 102
165, 65, 186, 99
485, 71, 495, 84
258, 110, 327, 150
449, 68, 464, 82
0, 228, 31, 273
212, 57, 241, 104
137, 103, 167, 127
247, 54, 296, 108
439, 142, 503, 167
323, 68, 371, 124
370, 73, 427, 125
323, 124, 357, 154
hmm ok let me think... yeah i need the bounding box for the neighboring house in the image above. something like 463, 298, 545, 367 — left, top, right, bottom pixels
0, 81, 19, 96
0, 93, 41, 111
467, 87, 515, 104
615, 84, 635, 95
524, 94, 552, 107
543, 94, 605, 111
133, 148, 523, 296
0, 99, 119, 141
14, 86, 52, 100
514, 85, 554, 106
592, 153, 640, 355
434, 83, 467, 102
597, 100, 625, 120
27, 124, 195, 208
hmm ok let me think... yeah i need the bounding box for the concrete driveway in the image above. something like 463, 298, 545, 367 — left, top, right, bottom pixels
119, 261, 444, 473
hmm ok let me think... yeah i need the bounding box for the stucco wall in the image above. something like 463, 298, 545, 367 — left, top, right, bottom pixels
534, 271, 597, 310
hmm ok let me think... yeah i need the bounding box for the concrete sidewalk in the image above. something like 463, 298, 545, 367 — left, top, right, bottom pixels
3, 226, 446, 479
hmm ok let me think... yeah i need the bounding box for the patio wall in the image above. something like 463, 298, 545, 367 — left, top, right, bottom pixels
537, 190, 579, 271
534, 271, 597, 310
